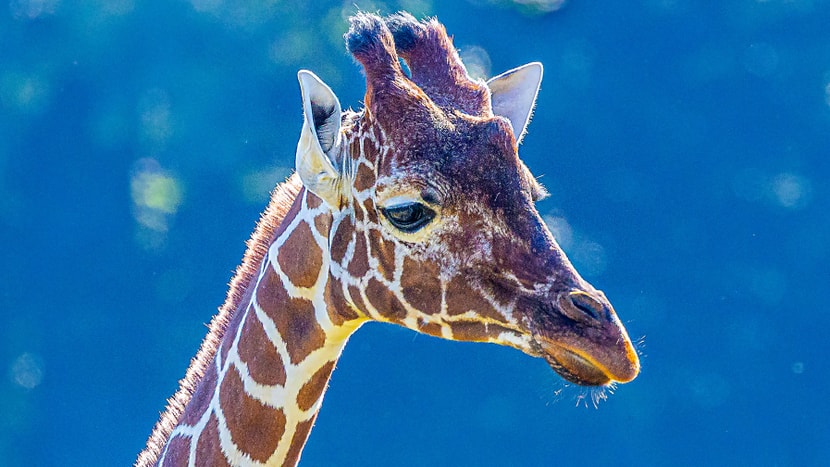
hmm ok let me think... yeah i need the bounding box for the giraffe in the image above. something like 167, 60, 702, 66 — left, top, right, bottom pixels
137, 12, 640, 467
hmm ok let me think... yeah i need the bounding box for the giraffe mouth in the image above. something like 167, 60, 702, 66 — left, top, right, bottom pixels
539, 342, 613, 386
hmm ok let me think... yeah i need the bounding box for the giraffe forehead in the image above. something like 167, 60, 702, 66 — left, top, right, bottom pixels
367, 118, 527, 199
382, 112, 515, 161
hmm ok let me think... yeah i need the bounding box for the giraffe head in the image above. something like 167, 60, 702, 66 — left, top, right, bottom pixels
294, 13, 639, 386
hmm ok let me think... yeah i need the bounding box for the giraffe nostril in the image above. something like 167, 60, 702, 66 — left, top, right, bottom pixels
562, 291, 606, 323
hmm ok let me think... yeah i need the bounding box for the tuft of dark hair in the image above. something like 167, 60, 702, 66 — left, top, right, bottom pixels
345, 12, 387, 59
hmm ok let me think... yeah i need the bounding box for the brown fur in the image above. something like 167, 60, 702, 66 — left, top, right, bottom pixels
135, 174, 303, 467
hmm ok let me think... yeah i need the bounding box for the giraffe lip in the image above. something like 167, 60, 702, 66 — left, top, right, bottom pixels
536, 340, 614, 387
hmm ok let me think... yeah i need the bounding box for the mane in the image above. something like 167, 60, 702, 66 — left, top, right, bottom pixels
136, 173, 303, 466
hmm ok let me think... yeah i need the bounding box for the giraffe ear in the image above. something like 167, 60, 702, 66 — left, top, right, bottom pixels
487, 62, 543, 144
296, 70, 343, 208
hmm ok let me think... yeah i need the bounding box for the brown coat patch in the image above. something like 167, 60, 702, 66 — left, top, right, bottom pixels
237, 314, 287, 387
160, 435, 190, 467
354, 162, 376, 192
219, 366, 286, 462
326, 277, 359, 325
347, 233, 370, 278
400, 256, 442, 315
353, 200, 365, 222
256, 266, 327, 365
314, 213, 330, 237
419, 321, 444, 337
367, 228, 396, 281
366, 277, 407, 320
450, 321, 490, 342
180, 357, 217, 426
348, 285, 368, 314
219, 292, 253, 368
362, 198, 377, 222
296, 361, 336, 412
277, 221, 322, 289
330, 217, 354, 264
305, 192, 322, 210
194, 414, 230, 467
445, 275, 506, 322
284, 417, 316, 467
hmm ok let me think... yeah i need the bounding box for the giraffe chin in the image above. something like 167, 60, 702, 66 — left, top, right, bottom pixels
539, 342, 614, 387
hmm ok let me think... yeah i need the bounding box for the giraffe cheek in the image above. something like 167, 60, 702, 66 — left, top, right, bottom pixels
400, 256, 442, 315
365, 277, 407, 320
445, 275, 507, 323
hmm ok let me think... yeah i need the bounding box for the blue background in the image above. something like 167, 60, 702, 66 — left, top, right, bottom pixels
1, 0, 828, 465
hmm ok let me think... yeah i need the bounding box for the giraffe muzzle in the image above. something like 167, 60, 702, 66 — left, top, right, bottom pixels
531, 289, 640, 386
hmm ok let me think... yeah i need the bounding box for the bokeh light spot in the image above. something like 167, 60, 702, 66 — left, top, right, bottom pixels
771, 172, 811, 209
187, 0, 277, 30
240, 166, 292, 205
459, 45, 492, 81
543, 215, 574, 250
511, 0, 566, 13
270, 32, 313, 66
189, 0, 222, 13
138, 88, 173, 147
571, 239, 607, 278
132, 168, 182, 215
0, 71, 50, 115
398, 0, 432, 17
9, 353, 44, 390
543, 214, 607, 276
101, 0, 134, 16
732, 168, 812, 210
130, 158, 183, 245
9, 0, 59, 20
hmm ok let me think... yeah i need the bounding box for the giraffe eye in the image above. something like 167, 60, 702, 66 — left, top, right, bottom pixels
381, 202, 436, 233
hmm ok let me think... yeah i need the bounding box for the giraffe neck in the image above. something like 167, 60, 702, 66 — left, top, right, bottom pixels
155, 188, 365, 466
